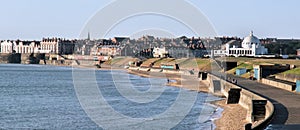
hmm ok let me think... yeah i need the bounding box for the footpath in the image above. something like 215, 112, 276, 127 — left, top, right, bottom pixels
218, 72, 300, 130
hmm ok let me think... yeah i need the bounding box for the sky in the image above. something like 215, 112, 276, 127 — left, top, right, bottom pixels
0, 0, 299, 40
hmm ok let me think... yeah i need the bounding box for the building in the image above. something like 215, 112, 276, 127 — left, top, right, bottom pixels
95, 39, 121, 56
111, 37, 130, 44
0, 40, 14, 53
153, 47, 169, 58
40, 38, 75, 55
214, 31, 268, 57
297, 49, 300, 56
167, 46, 191, 58
74, 39, 97, 55
97, 46, 120, 56
0, 40, 40, 54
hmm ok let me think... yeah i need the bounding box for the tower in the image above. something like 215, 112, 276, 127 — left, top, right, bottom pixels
87, 31, 91, 41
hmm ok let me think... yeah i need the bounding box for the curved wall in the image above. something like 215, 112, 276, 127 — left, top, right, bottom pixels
207, 73, 274, 129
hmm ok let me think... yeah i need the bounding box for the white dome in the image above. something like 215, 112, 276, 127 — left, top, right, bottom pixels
242, 31, 260, 48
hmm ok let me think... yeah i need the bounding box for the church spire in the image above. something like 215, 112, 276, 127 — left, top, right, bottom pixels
87, 31, 91, 40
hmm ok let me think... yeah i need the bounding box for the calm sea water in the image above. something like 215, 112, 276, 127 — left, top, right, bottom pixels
0, 64, 222, 129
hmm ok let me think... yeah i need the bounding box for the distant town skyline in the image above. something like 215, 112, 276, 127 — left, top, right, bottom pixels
1, 0, 300, 40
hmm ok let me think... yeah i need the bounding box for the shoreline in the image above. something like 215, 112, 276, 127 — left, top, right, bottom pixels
127, 69, 248, 130
1, 63, 248, 129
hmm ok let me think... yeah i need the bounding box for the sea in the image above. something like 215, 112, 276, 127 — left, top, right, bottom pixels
0, 64, 223, 129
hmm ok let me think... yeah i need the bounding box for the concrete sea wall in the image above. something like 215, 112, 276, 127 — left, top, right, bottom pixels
0, 53, 100, 67
0, 53, 46, 64
276, 74, 300, 83
262, 78, 296, 91
207, 74, 274, 130
129, 66, 274, 129
0, 53, 21, 63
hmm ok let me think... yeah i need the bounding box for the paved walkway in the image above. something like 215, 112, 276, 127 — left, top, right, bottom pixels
216, 72, 300, 129
210, 60, 300, 129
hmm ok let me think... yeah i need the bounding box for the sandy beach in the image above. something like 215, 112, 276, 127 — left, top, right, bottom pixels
213, 100, 249, 130
127, 69, 249, 130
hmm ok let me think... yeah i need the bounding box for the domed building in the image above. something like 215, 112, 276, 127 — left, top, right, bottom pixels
242, 31, 261, 49
215, 31, 268, 57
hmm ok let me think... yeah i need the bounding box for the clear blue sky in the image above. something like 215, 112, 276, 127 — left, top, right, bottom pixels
1, 0, 299, 40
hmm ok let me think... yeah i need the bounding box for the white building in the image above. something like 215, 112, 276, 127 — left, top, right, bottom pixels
0, 38, 76, 55
214, 31, 268, 57
0, 40, 40, 54
0, 40, 13, 53
153, 47, 169, 58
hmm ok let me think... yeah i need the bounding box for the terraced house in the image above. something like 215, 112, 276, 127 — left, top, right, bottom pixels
0, 40, 40, 54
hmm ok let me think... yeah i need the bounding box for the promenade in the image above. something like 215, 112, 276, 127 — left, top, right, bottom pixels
221, 73, 300, 129
206, 59, 299, 129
